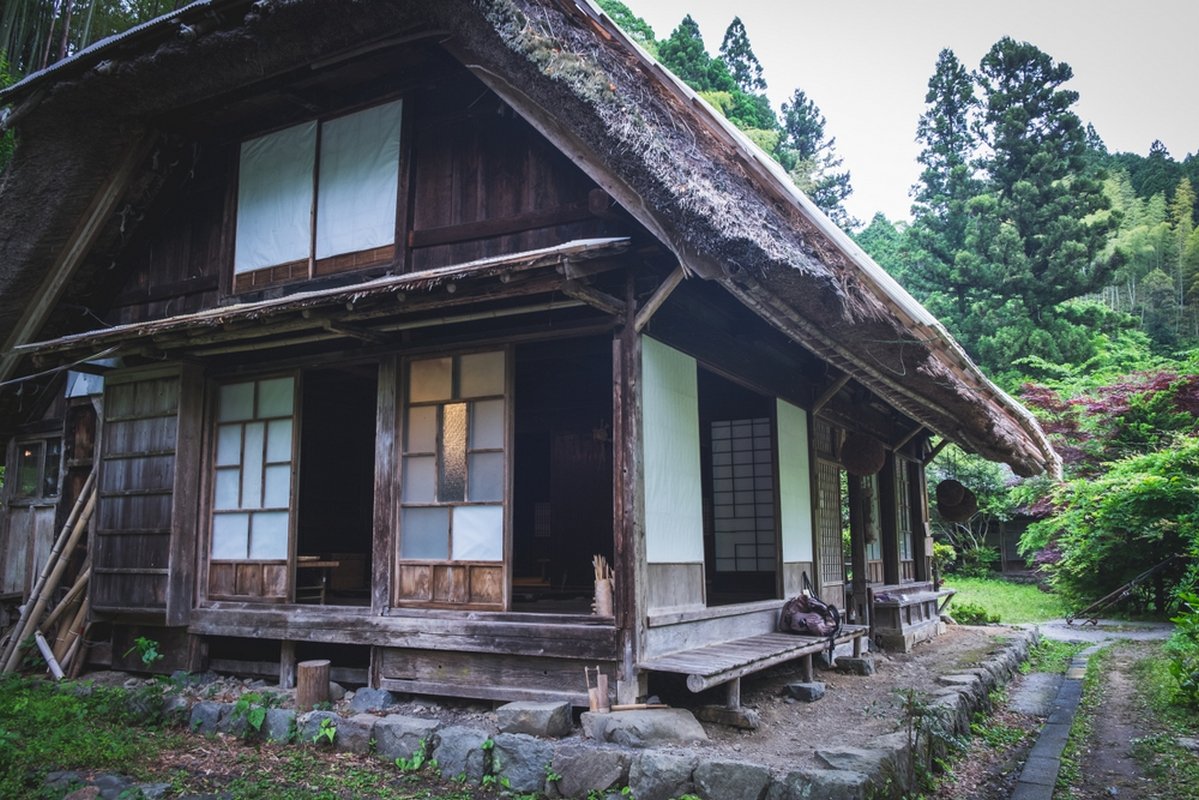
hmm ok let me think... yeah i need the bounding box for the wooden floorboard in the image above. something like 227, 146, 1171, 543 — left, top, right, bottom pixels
640, 626, 867, 678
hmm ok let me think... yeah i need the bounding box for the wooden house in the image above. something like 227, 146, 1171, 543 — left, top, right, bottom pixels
0, 0, 1058, 706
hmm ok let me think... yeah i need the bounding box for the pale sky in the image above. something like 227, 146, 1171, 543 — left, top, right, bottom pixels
622, 0, 1198, 226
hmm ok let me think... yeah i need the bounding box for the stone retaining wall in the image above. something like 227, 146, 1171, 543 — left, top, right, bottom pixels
55, 630, 1039, 800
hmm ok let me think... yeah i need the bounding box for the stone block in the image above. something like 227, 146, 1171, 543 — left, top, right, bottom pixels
492, 733, 554, 793
693, 758, 771, 800
374, 714, 440, 762
432, 725, 490, 782
298, 710, 342, 746
785, 681, 826, 702
628, 751, 697, 800
772, 768, 871, 800
551, 741, 630, 798
263, 708, 296, 743
496, 700, 572, 738
335, 713, 377, 754
580, 708, 707, 748
349, 687, 397, 713
189, 701, 224, 735
836, 656, 876, 676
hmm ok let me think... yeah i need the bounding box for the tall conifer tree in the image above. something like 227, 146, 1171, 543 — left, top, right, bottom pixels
719, 17, 765, 93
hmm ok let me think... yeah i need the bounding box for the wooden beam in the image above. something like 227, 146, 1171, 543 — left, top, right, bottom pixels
633, 265, 684, 333
923, 438, 950, 465
560, 280, 625, 318
811, 374, 851, 415
0, 134, 155, 383
892, 425, 925, 452
320, 319, 389, 344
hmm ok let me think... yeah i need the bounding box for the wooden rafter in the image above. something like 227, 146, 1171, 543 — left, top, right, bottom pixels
923, 438, 951, 465
560, 279, 625, 318
633, 265, 684, 333
811, 374, 852, 415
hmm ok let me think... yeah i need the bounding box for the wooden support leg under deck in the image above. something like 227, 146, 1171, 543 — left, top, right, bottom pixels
725, 677, 740, 709
802, 653, 814, 683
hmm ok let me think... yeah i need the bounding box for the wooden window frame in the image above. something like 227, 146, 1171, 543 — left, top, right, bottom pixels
9, 436, 62, 501
227, 95, 410, 295
203, 372, 301, 603
395, 347, 512, 610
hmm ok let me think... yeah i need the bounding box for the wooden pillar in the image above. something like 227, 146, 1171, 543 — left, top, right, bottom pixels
296, 659, 330, 710
371, 355, 398, 613
613, 270, 647, 705
911, 458, 932, 582
847, 475, 870, 626
879, 455, 899, 586
279, 641, 297, 689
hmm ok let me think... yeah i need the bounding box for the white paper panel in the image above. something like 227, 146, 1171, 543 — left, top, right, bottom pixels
401, 507, 450, 559
249, 511, 289, 559
266, 419, 293, 463
459, 351, 505, 398
468, 452, 504, 502
234, 121, 316, 273
212, 513, 249, 559
218, 383, 254, 422
410, 358, 452, 403
452, 505, 503, 561
241, 422, 265, 510
214, 467, 241, 510
258, 377, 295, 417
470, 399, 504, 450
315, 100, 401, 259
263, 464, 291, 508
216, 425, 242, 466
406, 406, 437, 453
777, 399, 814, 563
641, 337, 704, 563
402, 456, 436, 503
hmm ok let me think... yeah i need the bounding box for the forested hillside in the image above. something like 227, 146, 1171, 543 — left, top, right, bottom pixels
2, 0, 1196, 612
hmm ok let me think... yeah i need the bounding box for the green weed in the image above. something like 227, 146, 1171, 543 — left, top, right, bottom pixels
1022, 638, 1087, 674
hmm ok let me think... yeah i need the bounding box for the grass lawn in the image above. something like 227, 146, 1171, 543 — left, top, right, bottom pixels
940, 575, 1069, 624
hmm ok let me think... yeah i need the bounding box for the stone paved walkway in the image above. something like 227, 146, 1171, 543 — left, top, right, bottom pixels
1007, 620, 1173, 800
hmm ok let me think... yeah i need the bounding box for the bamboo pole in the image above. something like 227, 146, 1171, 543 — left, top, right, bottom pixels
53, 596, 88, 664
33, 630, 64, 680
0, 469, 95, 668
67, 623, 90, 679
39, 565, 90, 634
2, 488, 96, 674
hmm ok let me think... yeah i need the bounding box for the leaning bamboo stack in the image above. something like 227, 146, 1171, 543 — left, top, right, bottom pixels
0, 469, 97, 677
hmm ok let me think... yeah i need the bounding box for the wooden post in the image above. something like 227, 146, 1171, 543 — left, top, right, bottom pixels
280, 641, 297, 689
296, 659, 331, 710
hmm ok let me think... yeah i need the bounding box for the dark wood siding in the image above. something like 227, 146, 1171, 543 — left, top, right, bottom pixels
93, 364, 201, 623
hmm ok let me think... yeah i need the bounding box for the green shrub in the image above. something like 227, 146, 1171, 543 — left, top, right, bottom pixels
952, 601, 1000, 625
1165, 591, 1199, 709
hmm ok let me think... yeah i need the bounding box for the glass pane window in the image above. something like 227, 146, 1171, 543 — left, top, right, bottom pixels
15, 442, 43, 497
401, 352, 506, 564
211, 377, 295, 560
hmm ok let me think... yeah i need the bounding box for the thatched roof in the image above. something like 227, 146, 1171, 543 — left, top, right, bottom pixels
0, 0, 1058, 476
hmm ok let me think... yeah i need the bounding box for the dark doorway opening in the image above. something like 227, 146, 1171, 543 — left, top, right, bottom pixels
296, 364, 378, 605
511, 336, 613, 614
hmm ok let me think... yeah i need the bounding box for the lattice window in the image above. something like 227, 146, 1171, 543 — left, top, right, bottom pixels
816, 458, 843, 588
710, 417, 775, 573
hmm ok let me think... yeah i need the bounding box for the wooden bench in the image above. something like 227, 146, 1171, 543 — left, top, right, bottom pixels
639, 625, 869, 727
869, 582, 955, 652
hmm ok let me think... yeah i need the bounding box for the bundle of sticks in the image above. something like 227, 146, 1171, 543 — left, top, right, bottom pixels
0, 469, 97, 679
592, 554, 614, 616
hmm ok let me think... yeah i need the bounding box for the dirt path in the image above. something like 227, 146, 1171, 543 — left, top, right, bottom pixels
1069, 643, 1156, 800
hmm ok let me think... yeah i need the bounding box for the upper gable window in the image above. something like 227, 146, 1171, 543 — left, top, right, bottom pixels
233, 99, 402, 290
